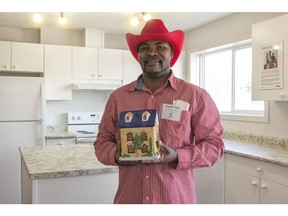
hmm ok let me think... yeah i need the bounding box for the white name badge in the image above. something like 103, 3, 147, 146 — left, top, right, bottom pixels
160, 104, 182, 122
173, 100, 190, 111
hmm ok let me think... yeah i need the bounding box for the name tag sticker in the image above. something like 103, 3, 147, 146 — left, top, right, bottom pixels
160, 104, 182, 122
173, 100, 190, 111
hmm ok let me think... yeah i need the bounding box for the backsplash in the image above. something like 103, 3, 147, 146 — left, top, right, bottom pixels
46, 124, 67, 133
46, 90, 112, 126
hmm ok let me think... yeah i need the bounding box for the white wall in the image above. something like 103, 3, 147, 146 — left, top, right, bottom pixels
185, 12, 288, 138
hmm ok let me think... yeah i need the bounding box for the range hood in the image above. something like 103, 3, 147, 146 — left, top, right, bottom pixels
72, 79, 122, 90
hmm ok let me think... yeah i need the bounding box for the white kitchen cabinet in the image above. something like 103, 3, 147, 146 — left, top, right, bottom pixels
0, 41, 11, 71
98, 48, 123, 80
252, 14, 288, 101
46, 138, 76, 145
123, 50, 142, 85
21, 159, 118, 204
225, 154, 288, 204
0, 41, 44, 72
72, 46, 98, 79
225, 169, 259, 204
195, 155, 225, 204
45, 44, 72, 100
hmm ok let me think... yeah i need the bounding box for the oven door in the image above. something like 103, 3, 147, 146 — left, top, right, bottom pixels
76, 137, 97, 145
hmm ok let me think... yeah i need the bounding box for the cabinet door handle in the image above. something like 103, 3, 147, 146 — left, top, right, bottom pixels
256, 167, 262, 172
251, 181, 257, 186
260, 184, 267, 189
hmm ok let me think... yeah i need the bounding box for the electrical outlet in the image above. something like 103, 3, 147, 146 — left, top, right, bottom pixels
46, 115, 53, 125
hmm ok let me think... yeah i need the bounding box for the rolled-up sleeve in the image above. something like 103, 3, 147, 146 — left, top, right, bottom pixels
94, 93, 119, 166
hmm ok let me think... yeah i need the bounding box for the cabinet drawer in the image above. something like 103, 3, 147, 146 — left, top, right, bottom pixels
46, 138, 76, 145
226, 154, 288, 186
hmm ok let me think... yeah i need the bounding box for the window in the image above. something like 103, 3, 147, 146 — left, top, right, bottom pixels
190, 40, 269, 122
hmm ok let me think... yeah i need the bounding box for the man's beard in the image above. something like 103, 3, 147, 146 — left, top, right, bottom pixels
142, 58, 170, 78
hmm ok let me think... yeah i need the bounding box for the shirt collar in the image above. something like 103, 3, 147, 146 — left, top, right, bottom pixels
128, 71, 177, 92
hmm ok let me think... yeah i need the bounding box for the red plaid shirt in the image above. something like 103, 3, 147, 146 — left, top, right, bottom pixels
94, 72, 224, 204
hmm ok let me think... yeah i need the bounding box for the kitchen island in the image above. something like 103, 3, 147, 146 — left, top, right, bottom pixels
19, 144, 118, 204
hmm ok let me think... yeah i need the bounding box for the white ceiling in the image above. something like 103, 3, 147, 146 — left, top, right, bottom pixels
0, 12, 233, 35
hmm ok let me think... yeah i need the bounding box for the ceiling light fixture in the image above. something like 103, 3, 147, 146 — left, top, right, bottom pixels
58, 12, 67, 25
33, 13, 42, 23
131, 12, 152, 26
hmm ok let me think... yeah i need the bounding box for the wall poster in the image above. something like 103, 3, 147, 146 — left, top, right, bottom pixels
260, 41, 283, 90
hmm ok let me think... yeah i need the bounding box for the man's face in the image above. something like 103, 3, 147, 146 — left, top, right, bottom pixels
137, 40, 174, 78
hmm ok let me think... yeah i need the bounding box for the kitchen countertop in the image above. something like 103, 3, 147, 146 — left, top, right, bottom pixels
20, 133, 288, 180
46, 131, 76, 139
19, 144, 118, 179
224, 139, 288, 167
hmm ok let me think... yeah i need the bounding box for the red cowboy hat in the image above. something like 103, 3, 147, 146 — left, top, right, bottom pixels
126, 19, 185, 67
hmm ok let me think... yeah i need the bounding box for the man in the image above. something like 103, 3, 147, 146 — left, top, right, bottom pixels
94, 19, 224, 204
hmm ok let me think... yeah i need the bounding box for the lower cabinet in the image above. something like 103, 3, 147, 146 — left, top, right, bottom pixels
195, 155, 225, 204
225, 154, 288, 204
21, 159, 118, 204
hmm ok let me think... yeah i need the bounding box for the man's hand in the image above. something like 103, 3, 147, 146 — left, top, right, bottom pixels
141, 140, 178, 166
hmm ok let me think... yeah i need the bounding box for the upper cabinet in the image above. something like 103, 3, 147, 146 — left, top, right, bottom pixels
98, 48, 123, 80
45, 45, 72, 100
252, 14, 288, 101
0, 41, 11, 71
123, 50, 142, 85
0, 41, 44, 73
72, 46, 98, 79
72, 47, 123, 81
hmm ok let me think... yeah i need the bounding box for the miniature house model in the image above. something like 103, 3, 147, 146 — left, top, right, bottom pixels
119, 109, 160, 161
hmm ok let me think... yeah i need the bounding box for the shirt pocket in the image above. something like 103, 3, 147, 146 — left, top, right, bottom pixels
159, 111, 192, 148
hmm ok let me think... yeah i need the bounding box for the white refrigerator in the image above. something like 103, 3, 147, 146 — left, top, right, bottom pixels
0, 76, 45, 204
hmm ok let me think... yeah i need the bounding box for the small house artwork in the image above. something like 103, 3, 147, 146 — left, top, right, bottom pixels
119, 109, 160, 161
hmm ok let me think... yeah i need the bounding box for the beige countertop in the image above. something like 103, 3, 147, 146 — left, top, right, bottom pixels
224, 139, 288, 167
20, 132, 288, 180
19, 144, 118, 179
45, 131, 76, 139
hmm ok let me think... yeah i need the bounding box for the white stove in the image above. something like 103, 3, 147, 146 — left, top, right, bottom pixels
67, 112, 103, 145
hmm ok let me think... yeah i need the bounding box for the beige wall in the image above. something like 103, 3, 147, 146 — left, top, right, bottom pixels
0, 25, 126, 49
185, 12, 287, 52
0, 26, 40, 43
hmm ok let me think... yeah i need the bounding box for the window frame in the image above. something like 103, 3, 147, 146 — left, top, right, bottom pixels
189, 40, 269, 123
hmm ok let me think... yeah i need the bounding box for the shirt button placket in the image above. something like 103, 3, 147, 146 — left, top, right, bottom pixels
147, 95, 156, 109
146, 175, 150, 202
143, 167, 151, 203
